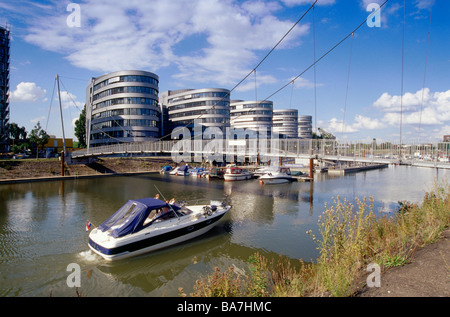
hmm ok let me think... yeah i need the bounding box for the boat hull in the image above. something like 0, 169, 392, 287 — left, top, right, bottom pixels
223, 174, 253, 181
88, 212, 226, 261
259, 177, 293, 184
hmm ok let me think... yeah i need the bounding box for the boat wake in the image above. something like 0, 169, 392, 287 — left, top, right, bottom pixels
77, 250, 102, 263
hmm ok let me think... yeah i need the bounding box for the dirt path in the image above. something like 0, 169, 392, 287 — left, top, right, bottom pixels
0, 157, 173, 180
358, 229, 450, 297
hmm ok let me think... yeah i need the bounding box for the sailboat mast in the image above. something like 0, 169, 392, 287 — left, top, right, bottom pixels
56, 74, 67, 157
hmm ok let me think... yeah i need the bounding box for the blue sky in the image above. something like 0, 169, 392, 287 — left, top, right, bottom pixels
1, 0, 449, 143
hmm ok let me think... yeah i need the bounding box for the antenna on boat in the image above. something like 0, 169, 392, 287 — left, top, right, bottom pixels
154, 185, 180, 219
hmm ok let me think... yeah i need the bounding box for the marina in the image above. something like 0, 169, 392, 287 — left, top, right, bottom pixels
0, 165, 447, 296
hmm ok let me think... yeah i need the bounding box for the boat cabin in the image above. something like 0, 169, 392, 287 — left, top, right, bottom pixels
226, 167, 244, 174
279, 167, 291, 175
98, 198, 191, 238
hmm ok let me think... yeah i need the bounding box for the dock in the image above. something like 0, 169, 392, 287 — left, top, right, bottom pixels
292, 176, 314, 182
327, 163, 389, 175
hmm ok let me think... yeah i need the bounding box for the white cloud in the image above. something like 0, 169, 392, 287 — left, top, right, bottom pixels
323, 118, 358, 134
282, 0, 335, 7
415, 0, 434, 10
58, 91, 84, 110
353, 114, 386, 130
323, 114, 386, 135
23, 0, 312, 87
30, 116, 46, 124
434, 125, 450, 139
10, 82, 47, 102
292, 77, 323, 89
373, 88, 450, 126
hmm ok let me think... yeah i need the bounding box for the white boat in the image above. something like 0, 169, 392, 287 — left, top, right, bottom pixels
253, 166, 270, 178
189, 167, 206, 177
223, 166, 254, 181
169, 166, 180, 175
160, 166, 173, 174
259, 166, 294, 184
88, 197, 231, 261
176, 164, 190, 176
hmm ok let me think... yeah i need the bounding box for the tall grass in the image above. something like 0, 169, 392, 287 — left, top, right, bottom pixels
180, 181, 449, 297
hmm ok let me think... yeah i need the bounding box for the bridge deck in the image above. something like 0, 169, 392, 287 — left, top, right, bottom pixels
71, 139, 450, 169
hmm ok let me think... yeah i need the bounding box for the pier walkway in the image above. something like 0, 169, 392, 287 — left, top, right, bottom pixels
71, 139, 450, 169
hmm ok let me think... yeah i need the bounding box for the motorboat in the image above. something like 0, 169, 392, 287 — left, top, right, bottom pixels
223, 166, 254, 181
206, 167, 225, 179
169, 166, 180, 175
88, 197, 231, 261
259, 166, 295, 184
253, 166, 270, 178
176, 164, 190, 176
160, 166, 173, 174
189, 167, 206, 177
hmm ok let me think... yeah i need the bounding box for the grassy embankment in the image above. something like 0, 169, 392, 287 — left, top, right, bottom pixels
179, 181, 450, 297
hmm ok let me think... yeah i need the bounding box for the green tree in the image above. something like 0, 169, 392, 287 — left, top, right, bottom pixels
74, 104, 86, 148
8, 123, 21, 141
8, 122, 27, 140
29, 122, 50, 158
8, 123, 28, 153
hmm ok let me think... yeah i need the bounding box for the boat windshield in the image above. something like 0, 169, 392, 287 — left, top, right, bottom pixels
98, 201, 145, 234
228, 168, 242, 174
143, 205, 191, 227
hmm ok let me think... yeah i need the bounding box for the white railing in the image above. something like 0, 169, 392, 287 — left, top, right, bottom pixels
71, 139, 450, 169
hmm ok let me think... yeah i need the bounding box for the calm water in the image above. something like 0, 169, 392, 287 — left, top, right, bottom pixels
0, 165, 447, 297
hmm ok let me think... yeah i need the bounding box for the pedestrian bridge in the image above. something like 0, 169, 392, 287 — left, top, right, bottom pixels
71, 139, 450, 169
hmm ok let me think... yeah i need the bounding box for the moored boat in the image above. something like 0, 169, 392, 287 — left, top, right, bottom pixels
176, 164, 190, 176
88, 197, 231, 261
259, 166, 294, 184
189, 167, 206, 177
206, 167, 225, 179
223, 166, 254, 181
160, 166, 173, 174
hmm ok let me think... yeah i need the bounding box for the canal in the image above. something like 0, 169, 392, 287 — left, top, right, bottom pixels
0, 165, 447, 296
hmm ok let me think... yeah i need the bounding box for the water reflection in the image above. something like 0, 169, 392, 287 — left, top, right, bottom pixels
0, 166, 447, 296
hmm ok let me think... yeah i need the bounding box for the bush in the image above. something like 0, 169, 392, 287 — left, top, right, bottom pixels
183, 180, 449, 297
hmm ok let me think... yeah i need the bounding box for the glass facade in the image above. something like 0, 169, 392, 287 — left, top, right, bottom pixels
160, 89, 231, 135
230, 100, 273, 135
298, 115, 313, 139
86, 70, 160, 147
0, 27, 9, 152
273, 109, 298, 139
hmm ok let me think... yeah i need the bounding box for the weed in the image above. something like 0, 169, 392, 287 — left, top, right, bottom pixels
184, 180, 449, 297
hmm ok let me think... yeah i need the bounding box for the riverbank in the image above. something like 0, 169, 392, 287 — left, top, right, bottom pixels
183, 182, 449, 297
0, 157, 173, 183
357, 229, 449, 297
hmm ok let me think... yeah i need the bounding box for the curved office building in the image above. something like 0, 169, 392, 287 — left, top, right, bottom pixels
273, 109, 298, 139
298, 115, 313, 139
86, 70, 160, 147
160, 88, 230, 134
230, 100, 273, 136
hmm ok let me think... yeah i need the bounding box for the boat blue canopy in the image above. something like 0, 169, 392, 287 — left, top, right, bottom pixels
98, 198, 174, 238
